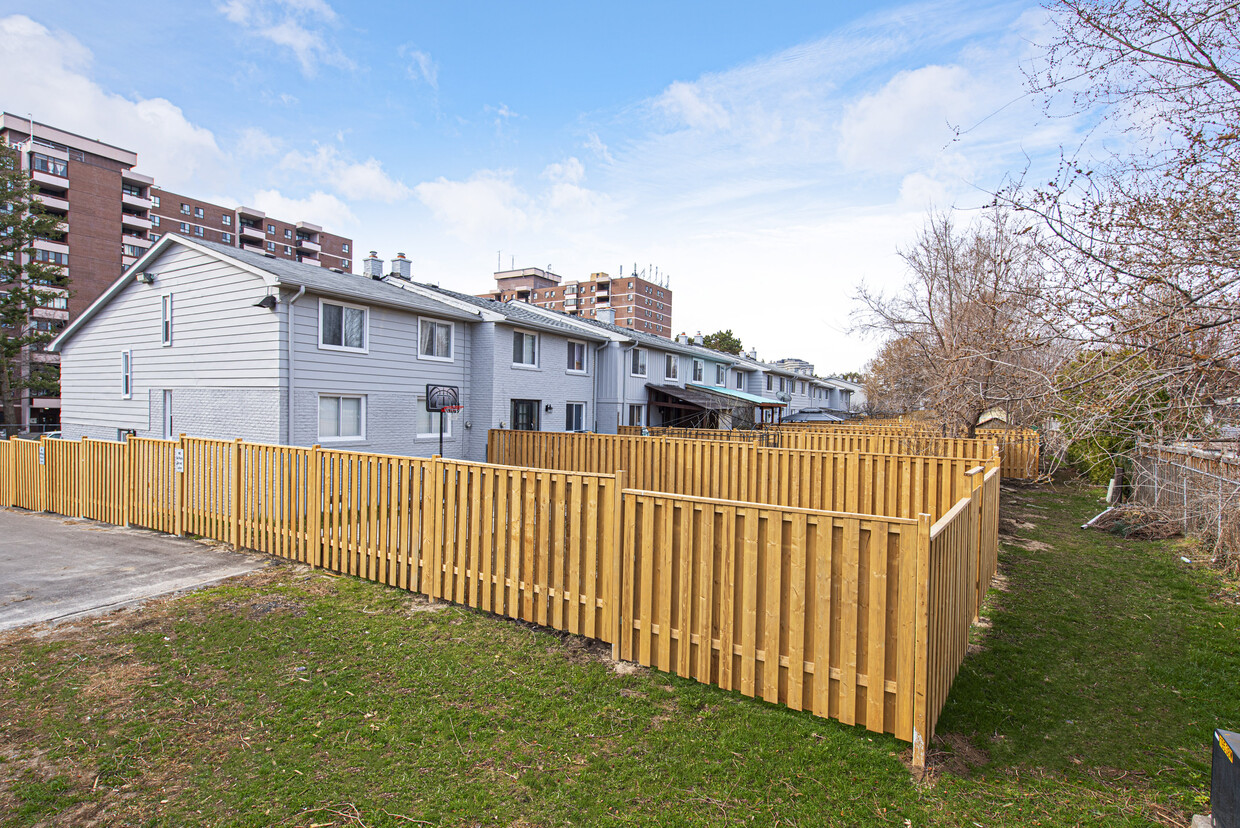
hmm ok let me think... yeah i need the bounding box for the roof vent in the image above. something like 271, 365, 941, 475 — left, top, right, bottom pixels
329, 267, 344, 274
263, 252, 276, 259
390, 252, 412, 280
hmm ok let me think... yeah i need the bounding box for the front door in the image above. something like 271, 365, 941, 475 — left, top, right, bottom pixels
511, 399, 539, 431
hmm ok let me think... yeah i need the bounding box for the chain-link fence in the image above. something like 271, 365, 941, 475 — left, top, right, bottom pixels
1130, 442, 1240, 571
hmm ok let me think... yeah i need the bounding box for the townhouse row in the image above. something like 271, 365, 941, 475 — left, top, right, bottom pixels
49, 237, 859, 462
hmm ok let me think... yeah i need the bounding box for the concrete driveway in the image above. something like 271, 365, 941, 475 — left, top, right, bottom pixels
0, 508, 268, 632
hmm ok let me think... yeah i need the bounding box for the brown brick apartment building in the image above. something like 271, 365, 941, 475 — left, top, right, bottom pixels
478, 267, 673, 336
0, 113, 353, 429
150, 190, 352, 272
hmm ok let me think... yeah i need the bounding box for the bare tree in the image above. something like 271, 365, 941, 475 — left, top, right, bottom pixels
855, 210, 1058, 436
1002, 0, 1240, 449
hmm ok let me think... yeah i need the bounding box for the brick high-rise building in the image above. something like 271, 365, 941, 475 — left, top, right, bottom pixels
477, 266, 673, 337
0, 113, 353, 429
150, 189, 353, 272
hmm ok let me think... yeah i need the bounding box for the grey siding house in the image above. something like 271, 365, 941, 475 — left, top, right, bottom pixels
51, 237, 484, 460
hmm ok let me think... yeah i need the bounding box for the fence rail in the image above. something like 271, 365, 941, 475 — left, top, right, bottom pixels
1, 434, 996, 767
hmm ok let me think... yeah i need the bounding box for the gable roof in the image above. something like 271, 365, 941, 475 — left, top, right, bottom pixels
51, 236, 479, 352
577, 317, 745, 363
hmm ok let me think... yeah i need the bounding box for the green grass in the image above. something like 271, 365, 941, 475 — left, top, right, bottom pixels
0, 481, 1236, 827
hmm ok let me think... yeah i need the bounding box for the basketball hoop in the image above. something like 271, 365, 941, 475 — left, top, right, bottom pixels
440, 405, 462, 414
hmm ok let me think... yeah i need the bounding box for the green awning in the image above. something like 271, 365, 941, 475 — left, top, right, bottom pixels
686, 383, 786, 407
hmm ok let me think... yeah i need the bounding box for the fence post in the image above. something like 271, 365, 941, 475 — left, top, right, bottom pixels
4, 438, 12, 508
231, 438, 243, 549
79, 436, 88, 518
611, 469, 627, 661
39, 436, 49, 513
309, 444, 321, 569
175, 434, 186, 537
966, 467, 984, 620
122, 435, 132, 528
430, 455, 444, 600
912, 512, 933, 772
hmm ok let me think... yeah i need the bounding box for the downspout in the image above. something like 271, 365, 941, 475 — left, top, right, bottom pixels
286, 286, 306, 442
593, 342, 608, 432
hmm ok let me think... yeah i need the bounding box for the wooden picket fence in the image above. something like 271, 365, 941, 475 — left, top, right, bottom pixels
0, 434, 999, 767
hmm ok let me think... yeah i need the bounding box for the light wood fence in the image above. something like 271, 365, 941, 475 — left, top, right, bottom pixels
1, 434, 996, 767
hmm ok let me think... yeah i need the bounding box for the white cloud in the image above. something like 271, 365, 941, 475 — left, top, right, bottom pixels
216, 0, 352, 76
414, 171, 530, 240
542, 157, 585, 186
280, 145, 412, 202
0, 15, 224, 189
837, 64, 991, 174
400, 45, 438, 90
236, 127, 283, 159
655, 81, 732, 131
250, 189, 357, 229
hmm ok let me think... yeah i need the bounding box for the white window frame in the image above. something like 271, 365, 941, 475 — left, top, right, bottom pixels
512, 329, 539, 368
317, 394, 367, 442
415, 397, 453, 438
716, 364, 725, 386
736, 372, 744, 390
565, 401, 586, 432
417, 318, 454, 362
161, 294, 172, 346
630, 348, 647, 377
665, 353, 678, 381
566, 340, 587, 374
121, 350, 132, 399
692, 359, 704, 383
766, 375, 774, 391
628, 404, 644, 427
162, 390, 174, 439
318, 298, 369, 354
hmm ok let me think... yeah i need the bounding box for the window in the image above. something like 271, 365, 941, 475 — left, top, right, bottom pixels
151, 215, 160, 227
284, 229, 292, 239
31, 153, 67, 176
565, 402, 585, 432
180, 222, 190, 234
120, 350, 132, 399
150, 233, 161, 242
283, 245, 292, 255
161, 294, 172, 346
267, 241, 276, 251
318, 395, 364, 440
34, 249, 68, 266
39, 294, 68, 310
665, 353, 678, 380
152, 195, 160, 207
627, 404, 644, 427
194, 207, 204, 218
630, 348, 647, 377
181, 203, 191, 215
779, 377, 787, 392
512, 330, 538, 366
693, 359, 704, 383
221, 232, 231, 243
222, 214, 231, 226
766, 375, 773, 391
194, 226, 204, 237
716, 364, 725, 385
122, 183, 144, 198
736, 372, 744, 390
343, 260, 350, 269
319, 299, 367, 352
415, 398, 453, 438
267, 223, 276, 234
123, 243, 145, 258
342, 243, 350, 254
162, 390, 173, 439
567, 340, 586, 373
418, 319, 453, 361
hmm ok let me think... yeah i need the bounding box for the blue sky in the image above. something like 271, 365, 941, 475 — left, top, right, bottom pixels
0, 0, 1079, 373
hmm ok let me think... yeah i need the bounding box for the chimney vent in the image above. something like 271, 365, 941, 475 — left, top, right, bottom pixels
596, 308, 615, 324
676, 334, 690, 345
362, 251, 384, 279
390, 252, 412, 280
693, 331, 704, 346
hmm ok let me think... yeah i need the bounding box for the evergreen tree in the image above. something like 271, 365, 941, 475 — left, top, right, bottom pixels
0, 141, 70, 427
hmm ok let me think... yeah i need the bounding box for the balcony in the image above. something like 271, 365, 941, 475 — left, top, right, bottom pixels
296, 220, 322, 233
34, 237, 69, 256
121, 191, 151, 210
295, 237, 321, 254
121, 212, 152, 232
32, 191, 69, 214
31, 169, 68, 193
240, 239, 264, 254
239, 223, 264, 241
237, 205, 265, 222
31, 306, 69, 322
121, 168, 154, 187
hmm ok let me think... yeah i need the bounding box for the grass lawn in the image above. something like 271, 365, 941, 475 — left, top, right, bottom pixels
1, 481, 1237, 827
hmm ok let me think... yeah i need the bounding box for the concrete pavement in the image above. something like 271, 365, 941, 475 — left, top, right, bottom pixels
0, 508, 268, 632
